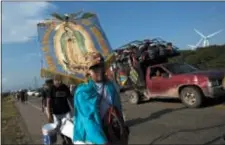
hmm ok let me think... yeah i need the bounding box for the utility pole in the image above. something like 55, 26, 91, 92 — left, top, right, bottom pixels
34, 76, 38, 89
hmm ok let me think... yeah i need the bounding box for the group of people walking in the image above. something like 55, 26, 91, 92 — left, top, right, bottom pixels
41, 52, 129, 145
15, 89, 28, 103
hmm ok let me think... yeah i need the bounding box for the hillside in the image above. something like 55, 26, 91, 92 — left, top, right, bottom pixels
169, 44, 225, 70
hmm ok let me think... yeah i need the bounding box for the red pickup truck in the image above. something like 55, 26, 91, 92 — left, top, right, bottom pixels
126, 62, 225, 108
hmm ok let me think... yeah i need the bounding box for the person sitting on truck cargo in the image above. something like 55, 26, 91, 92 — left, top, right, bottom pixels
167, 42, 173, 51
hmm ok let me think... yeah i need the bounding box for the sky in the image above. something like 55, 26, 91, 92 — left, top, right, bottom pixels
2, 1, 225, 91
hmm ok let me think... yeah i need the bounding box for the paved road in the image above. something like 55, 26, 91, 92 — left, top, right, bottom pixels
15, 100, 62, 144
16, 95, 225, 144
15, 101, 47, 144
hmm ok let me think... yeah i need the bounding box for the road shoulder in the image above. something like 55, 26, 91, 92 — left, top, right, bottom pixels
2, 97, 32, 144
15, 101, 47, 144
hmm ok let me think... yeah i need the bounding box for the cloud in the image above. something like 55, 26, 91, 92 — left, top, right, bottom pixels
2, 2, 57, 44
2, 77, 7, 83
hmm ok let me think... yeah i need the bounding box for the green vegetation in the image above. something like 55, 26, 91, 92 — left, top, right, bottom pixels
169, 44, 225, 70
81, 12, 96, 19
2, 96, 28, 144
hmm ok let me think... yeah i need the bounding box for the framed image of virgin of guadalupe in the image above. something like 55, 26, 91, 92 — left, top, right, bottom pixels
37, 11, 115, 84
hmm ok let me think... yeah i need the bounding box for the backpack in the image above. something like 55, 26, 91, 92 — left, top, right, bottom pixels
99, 83, 130, 144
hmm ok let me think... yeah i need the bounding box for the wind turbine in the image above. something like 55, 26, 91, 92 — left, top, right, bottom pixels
187, 38, 203, 50
194, 29, 223, 47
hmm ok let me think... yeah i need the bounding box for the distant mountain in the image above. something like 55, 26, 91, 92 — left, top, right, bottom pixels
169, 44, 225, 70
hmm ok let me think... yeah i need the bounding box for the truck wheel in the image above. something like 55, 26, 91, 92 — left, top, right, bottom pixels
129, 91, 139, 104
180, 87, 203, 108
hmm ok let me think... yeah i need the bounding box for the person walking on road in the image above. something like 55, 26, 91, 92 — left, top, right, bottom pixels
46, 75, 73, 145
73, 52, 129, 144
15, 91, 20, 101
41, 79, 53, 118
24, 89, 28, 103
20, 89, 26, 104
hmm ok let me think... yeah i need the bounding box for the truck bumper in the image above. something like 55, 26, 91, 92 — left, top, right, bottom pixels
203, 86, 225, 98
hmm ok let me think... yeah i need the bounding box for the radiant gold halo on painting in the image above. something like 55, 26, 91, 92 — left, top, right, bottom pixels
42, 24, 57, 71
90, 26, 109, 56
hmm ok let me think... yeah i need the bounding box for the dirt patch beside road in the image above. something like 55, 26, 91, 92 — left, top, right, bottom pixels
2, 96, 32, 144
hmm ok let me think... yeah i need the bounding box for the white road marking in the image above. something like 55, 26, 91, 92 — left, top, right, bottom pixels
27, 101, 42, 111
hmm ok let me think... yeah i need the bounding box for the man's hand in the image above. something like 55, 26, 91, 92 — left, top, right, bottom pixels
41, 106, 44, 113
47, 116, 53, 123
46, 97, 53, 123
47, 113, 53, 123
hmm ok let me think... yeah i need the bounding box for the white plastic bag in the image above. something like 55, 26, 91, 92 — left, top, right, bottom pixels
73, 141, 93, 144
60, 118, 74, 140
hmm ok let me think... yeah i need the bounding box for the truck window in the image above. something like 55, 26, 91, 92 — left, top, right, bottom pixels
150, 67, 169, 79
163, 63, 198, 74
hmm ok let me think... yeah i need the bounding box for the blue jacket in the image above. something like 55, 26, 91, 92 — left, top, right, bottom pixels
73, 79, 122, 144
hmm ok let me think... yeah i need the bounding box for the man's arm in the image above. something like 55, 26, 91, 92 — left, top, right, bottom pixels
46, 89, 53, 123
109, 81, 122, 112
41, 90, 45, 112
66, 85, 74, 109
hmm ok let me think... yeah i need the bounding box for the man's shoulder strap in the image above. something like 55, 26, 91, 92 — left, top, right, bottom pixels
99, 82, 105, 104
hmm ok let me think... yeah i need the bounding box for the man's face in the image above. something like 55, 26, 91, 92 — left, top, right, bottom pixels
156, 70, 161, 76
54, 80, 61, 87
167, 44, 172, 50
88, 64, 105, 82
43, 85, 48, 89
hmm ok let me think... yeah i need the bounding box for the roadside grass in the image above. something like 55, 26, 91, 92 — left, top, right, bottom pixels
2, 96, 28, 144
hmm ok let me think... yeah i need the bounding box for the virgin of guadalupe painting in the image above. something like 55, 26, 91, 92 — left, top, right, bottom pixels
37, 11, 115, 84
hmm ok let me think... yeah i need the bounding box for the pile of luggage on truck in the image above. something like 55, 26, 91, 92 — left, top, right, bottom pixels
110, 38, 180, 90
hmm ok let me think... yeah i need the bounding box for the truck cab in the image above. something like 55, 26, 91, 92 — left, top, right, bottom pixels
129, 62, 225, 108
